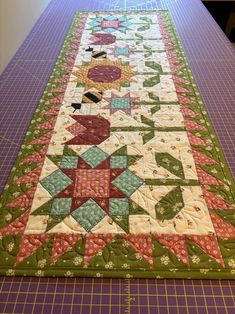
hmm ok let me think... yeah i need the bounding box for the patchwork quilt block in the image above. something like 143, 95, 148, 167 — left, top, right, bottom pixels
0, 11, 235, 278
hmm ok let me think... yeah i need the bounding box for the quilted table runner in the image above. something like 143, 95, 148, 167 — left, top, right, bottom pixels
0, 11, 235, 279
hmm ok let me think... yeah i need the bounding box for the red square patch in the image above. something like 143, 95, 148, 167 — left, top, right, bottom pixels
74, 169, 110, 198
101, 20, 120, 29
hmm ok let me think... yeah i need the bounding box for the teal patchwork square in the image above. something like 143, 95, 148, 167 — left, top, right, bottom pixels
109, 198, 129, 216
112, 169, 144, 196
111, 98, 131, 109
71, 199, 106, 232
40, 170, 72, 196
110, 156, 127, 168
81, 146, 108, 168
59, 156, 78, 169
51, 198, 72, 215
114, 47, 129, 56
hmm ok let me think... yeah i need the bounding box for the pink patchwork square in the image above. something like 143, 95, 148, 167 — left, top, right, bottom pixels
101, 20, 120, 29
67, 122, 86, 136
74, 169, 110, 198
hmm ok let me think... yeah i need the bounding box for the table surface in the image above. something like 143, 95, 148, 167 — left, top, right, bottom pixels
0, 0, 234, 313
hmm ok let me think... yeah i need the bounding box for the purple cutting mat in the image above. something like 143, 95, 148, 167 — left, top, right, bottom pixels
0, 0, 235, 313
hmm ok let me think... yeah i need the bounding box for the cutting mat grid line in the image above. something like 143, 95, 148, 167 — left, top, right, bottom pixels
0, 0, 234, 313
